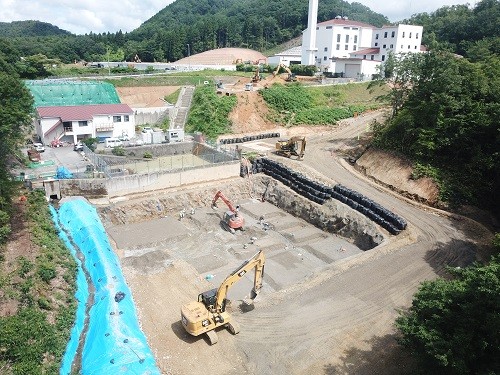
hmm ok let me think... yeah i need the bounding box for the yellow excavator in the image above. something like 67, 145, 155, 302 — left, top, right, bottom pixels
180, 250, 265, 345
272, 63, 297, 82
251, 66, 262, 83
275, 136, 306, 160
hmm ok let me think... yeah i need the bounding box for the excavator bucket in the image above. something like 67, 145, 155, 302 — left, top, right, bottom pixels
250, 287, 259, 300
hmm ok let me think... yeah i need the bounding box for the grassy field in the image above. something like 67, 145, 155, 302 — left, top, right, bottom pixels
260, 81, 388, 126
308, 81, 389, 107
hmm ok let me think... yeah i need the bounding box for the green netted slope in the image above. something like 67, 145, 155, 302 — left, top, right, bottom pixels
26, 80, 121, 107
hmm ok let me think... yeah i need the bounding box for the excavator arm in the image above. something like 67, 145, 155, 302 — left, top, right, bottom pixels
214, 250, 265, 312
211, 190, 237, 213
272, 63, 297, 81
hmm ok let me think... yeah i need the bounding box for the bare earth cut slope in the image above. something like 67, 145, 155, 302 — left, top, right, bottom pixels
116, 86, 180, 107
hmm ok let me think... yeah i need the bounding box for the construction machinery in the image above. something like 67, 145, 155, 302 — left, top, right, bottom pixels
275, 136, 306, 160
211, 190, 245, 233
181, 250, 265, 345
272, 63, 297, 82
251, 66, 262, 83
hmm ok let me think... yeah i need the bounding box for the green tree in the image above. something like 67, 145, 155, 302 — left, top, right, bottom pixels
17, 53, 56, 79
369, 52, 424, 118
396, 239, 500, 374
0, 65, 34, 243
373, 51, 500, 208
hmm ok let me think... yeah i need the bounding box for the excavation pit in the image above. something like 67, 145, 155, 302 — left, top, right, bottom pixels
100, 176, 384, 298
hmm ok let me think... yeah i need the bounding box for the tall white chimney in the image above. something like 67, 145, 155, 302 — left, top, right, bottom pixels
301, 0, 318, 65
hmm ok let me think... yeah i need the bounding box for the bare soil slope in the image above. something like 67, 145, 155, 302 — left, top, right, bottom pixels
116, 86, 180, 107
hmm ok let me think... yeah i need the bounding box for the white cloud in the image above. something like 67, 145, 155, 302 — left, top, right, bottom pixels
0, 0, 475, 35
0, 0, 174, 34
355, 0, 473, 22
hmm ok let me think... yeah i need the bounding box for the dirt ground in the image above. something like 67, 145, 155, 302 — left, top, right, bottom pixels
116, 86, 181, 107
3, 83, 494, 374
93, 92, 495, 375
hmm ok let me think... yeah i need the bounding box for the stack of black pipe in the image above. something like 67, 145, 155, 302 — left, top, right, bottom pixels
331, 184, 407, 235
253, 158, 332, 205
220, 132, 280, 145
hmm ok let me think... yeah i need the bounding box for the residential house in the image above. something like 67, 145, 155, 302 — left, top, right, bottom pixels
36, 104, 135, 145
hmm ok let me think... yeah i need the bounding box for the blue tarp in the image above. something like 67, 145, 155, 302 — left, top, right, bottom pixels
56, 166, 73, 179
54, 198, 160, 375
51, 206, 89, 375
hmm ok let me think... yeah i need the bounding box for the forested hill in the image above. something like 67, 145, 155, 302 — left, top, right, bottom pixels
1, 0, 498, 65
405, 0, 499, 61
0, 20, 72, 37
0, 0, 387, 64
133, 0, 388, 45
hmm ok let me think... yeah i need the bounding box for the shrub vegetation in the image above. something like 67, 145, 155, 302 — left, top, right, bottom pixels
0, 191, 77, 374
186, 84, 237, 139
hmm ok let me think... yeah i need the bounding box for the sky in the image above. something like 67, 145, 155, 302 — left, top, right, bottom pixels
0, 0, 474, 35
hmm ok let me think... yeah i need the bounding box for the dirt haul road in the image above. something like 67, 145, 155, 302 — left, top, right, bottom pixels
230, 112, 486, 374
119, 110, 489, 375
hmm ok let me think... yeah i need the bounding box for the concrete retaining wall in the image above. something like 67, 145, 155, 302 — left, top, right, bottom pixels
106, 162, 240, 197
59, 179, 109, 199
133, 107, 171, 126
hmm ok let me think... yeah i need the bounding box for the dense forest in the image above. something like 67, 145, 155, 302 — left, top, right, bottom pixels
372, 50, 499, 210
405, 0, 500, 61
0, 0, 387, 64
1, 0, 498, 67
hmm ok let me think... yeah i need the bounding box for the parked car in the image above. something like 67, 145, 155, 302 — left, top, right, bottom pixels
141, 126, 153, 133
74, 142, 84, 151
33, 143, 45, 152
105, 138, 123, 148
50, 140, 63, 148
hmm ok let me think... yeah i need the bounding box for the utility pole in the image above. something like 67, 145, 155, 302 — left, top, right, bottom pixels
186, 44, 191, 71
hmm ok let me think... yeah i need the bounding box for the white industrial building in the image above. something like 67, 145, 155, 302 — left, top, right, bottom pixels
270, 0, 424, 80
308, 18, 423, 79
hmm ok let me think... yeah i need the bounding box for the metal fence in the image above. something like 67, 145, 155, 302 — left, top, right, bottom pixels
84, 142, 239, 178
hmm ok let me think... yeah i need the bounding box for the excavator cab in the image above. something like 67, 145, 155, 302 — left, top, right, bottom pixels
199, 289, 226, 313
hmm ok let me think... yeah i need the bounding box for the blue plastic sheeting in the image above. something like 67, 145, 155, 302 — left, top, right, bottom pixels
55, 198, 160, 375
56, 166, 73, 179
51, 206, 89, 375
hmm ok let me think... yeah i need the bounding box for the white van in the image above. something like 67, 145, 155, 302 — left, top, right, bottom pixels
105, 138, 123, 148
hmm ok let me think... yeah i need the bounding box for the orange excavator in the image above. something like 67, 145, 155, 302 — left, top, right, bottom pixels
211, 190, 245, 233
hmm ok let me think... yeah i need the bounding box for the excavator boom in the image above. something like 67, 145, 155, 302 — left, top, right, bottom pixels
212, 190, 237, 213
272, 63, 297, 81
215, 250, 265, 311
